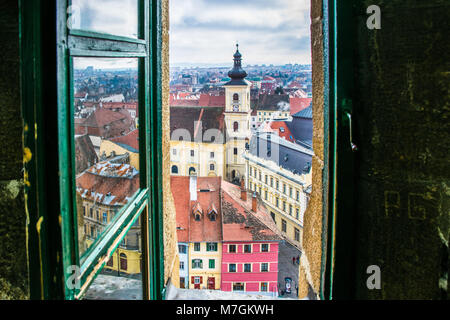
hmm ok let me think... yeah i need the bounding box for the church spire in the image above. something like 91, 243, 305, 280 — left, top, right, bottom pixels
226, 43, 248, 85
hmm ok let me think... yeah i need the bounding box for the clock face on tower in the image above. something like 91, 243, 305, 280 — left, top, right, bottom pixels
233, 104, 239, 112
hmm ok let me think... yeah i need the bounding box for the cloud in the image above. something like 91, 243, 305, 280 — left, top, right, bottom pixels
70, 0, 311, 67
170, 0, 311, 66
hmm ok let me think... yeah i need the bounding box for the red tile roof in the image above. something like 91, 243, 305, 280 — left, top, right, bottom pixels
171, 176, 223, 243
76, 162, 139, 207
289, 97, 312, 115
110, 129, 139, 151
169, 94, 225, 108
221, 181, 282, 242
170, 99, 199, 107
288, 81, 303, 88
82, 108, 128, 128
101, 102, 137, 110
198, 94, 225, 107
269, 121, 295, 142
80, 108, 134, 138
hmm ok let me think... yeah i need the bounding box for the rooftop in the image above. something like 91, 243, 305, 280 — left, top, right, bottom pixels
76, 162, 139, 207
221, 181, 283, 242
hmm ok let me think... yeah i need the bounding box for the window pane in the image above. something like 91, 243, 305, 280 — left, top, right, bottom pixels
69, 0, 138, 39
84, 219, 142, 300
73, 58, 139, 256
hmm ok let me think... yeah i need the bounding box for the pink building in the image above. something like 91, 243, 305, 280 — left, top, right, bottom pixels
220, 181, 282, 295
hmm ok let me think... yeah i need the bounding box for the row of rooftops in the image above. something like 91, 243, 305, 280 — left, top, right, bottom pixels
169, 92, 311, 115
172, 176, 283, 244
76, 161, 139, 207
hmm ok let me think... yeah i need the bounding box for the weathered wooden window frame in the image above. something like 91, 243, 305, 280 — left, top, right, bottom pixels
21, 0, 164, 300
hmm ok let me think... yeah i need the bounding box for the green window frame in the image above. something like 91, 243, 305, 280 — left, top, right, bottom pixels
192, 259, 202, 269
208, 259, 215, 269
21, 0, 164, 300
206, 242, 217, 252
194, 242, 201, 251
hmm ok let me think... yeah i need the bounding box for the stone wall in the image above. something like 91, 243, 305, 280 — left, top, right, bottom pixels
0, 0, 29, 300
297, 0, 327, 300
161, 0, 180, 289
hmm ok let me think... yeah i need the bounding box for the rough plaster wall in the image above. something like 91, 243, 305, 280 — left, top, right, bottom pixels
298, 0, 325, 299
161, 0, 180, 288
0, 0, 29, 299
352, 0, 449, 299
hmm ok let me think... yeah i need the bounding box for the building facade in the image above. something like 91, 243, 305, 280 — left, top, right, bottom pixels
76, 161, 142, 275
172, 176, 223, 290
220, 181, 282, 296
178, 243, 189, 288
169, 46, 253, 185
170, 106, 226, 178
244, 132, 312, 249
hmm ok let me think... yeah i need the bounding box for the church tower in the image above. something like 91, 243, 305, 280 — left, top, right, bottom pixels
224, 44, 251, 183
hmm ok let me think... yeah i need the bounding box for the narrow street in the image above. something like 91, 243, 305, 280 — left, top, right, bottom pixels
277, 240, 302, 298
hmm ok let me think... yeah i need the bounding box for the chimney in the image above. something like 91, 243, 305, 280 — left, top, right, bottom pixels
240, 178, 247, 201
241, 188, 247, 201
252, 192, 257, 212
189, 174, 197, 201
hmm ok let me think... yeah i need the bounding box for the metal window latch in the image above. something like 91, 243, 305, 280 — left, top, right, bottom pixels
346, 112, 358, 152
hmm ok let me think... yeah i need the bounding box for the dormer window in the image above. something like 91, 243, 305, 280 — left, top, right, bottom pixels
192, 202, 202, 221
207, 203, 218, 221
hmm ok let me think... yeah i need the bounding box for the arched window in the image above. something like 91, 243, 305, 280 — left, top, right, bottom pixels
189, 167, 196, 175
233, 121, 239, 132
120, 253, 127, 271
233, 93, 239, 101
171, 165, 178, 174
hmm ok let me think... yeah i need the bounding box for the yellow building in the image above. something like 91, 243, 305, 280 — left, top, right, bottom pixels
254, 94, 291, 124
172, 176, 223, 290
76, 161, 142, 275
244, 134, 313, 249
257, 110, 290, 122
170, 140, 225, 177
188, 242, 222, 290
169, 46, 253, 185
104, 246, 142, 275
99, 130, 140, 170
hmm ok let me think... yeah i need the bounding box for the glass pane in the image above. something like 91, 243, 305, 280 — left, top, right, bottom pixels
84, 217, 143, 300
73, 57, 139, 256
69, 0, 138, 39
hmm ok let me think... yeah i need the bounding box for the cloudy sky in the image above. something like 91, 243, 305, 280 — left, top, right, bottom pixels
170, 0, 311, 67
70, 0, 311, 69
